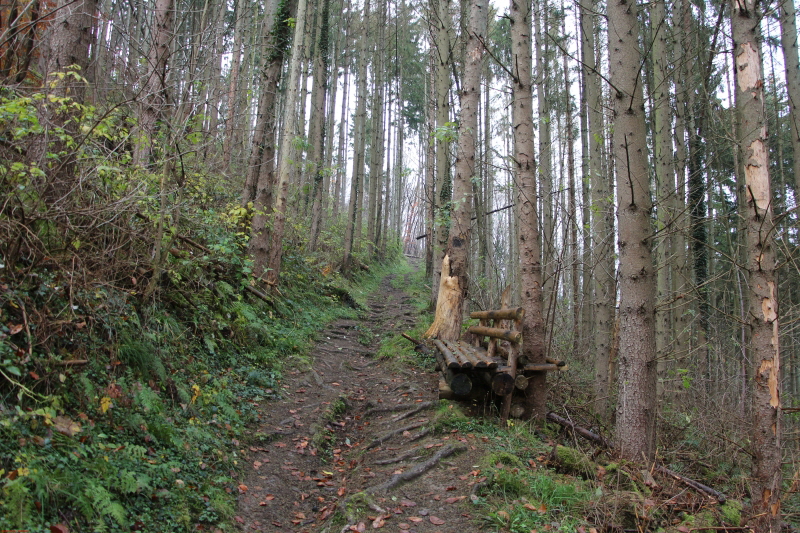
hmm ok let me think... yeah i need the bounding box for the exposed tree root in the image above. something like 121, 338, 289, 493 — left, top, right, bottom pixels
373, 445, 425, 465
364, 402, 424, 417
366, 444, 466, 494
391, 401, 435, 422
365, 421, 425, 449
408, 427, 432, 442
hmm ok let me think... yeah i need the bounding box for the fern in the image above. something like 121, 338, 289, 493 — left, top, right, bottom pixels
1, 478, 32, 527
83, 482, 127, 528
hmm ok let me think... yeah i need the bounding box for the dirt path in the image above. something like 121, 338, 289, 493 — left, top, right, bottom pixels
235, 268, 489, 533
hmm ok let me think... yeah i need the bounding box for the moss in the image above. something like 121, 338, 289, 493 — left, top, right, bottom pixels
324, 395, 348, 422
482, 451, 525, 469
554, 445, 595, 478
720, 500, 743, 526
434, 401, 468, 428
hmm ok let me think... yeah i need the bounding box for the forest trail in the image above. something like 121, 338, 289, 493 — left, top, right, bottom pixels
235, 266, 490, 533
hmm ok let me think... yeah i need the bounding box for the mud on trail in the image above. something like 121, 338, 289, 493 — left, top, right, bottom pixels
235, 269, 492, 533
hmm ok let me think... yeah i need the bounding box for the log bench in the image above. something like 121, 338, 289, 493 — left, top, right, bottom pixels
433, 306, 565, 423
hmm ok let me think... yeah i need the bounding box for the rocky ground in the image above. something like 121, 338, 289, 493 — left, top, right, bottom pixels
235, 267, 494, 533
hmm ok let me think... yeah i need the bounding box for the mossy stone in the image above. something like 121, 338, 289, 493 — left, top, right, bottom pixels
555, 445, 595, 478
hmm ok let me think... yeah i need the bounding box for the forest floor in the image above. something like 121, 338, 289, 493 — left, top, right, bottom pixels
235, 264, 493, 533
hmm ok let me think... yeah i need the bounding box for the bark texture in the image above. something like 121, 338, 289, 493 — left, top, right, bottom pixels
732, 1, 782, 530
608, 0, 657, 461
511, 0, 546, 420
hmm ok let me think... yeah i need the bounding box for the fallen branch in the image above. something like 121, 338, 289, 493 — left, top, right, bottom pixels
400, 333, 422, 348
654, 465, 727, 503
366, 444, 466, 493
244, 284, 272, 303
546, 412, 613, 449
51, 359, 89, 366
366, 421, 425, 449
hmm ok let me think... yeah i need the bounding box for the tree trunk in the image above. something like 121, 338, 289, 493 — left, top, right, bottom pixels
581, 0, 613, 416
264, 0, 308, 285
731, 2, 782, 530
248, 0, 297, 279
427, 0, 484, 341
651, 0, 675, 402
308, 0, 331, 251
133, 0, 174, 167
342, 0, 371, 274
430, 0, 452, 306
779, 0, 800, 203
510, 0, 546, 421
609, 0, 657, 461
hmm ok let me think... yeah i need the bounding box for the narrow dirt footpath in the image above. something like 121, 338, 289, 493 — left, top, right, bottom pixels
236, 268, 488, 533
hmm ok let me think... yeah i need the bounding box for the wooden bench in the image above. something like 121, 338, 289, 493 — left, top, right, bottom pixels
433, 307, 565, 423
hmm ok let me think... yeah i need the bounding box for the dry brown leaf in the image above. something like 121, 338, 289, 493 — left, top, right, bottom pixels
53, 416, 82, 437
408, 517, 423, 523
429, 516, 445, 525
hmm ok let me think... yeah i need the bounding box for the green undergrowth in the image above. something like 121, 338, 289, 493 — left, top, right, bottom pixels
374, 260, 434, 369
433, 403, 750, 533
0, 249, 401, 532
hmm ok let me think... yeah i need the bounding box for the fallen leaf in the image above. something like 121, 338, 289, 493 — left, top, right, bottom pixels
253, 461, 262, 469
372, 515, 386, 528
50, 524, 69, 533
497, 510, 511, 521
234, 516, 245, 524
398, 523, 410, 529
53, 416, 82, 437
408, 517, 423, 523
99, 397, 112, 414
445, 496, 466, 504
295, 512, 306, 519
265, 494, 275, 500
429, 516, 445, 525
9, 324, 23, 335
400, 499, 416, 507
445, 485, 457, 491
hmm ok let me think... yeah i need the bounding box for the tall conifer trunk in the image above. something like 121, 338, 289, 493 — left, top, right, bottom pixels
731, 1, 782, 529
609, 0, 657, 460
425, 0, 484, 341
510, 0, 546, 420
